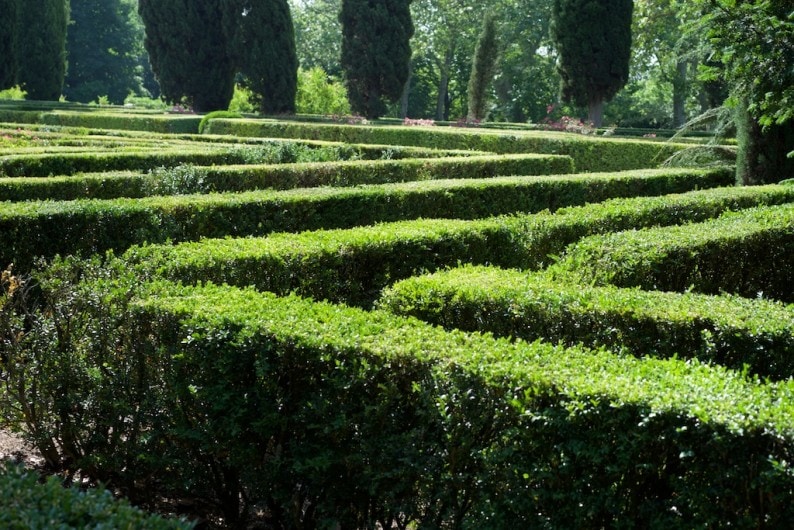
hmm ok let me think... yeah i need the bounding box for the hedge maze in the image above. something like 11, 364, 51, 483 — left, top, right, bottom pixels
1, 103, 793, 528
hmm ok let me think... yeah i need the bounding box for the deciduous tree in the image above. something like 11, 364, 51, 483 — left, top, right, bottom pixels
697, 0, 794, 184
65, 0, 144, 104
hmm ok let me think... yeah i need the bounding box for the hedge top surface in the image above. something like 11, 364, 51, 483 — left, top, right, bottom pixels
555, 202, 794, 281
143, 282, 794, 437
380, 264, 794, 335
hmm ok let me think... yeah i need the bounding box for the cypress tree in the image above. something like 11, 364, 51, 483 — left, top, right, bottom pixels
222, 0, 298, 114
466, 13, 499, 122
0, 0, 18, 89
14, 0, 69, 101
138, 0, 235, 112
550, 0, 633, 127
340, 0, 414, 119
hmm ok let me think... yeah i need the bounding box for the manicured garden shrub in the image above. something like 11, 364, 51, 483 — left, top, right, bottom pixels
40, 111, 203, 134
204, 118, 687, 171
0, 463, 193, 529
8, 277, 790, 527
0, 165, 732, 203
121, 184, 794, 308
197, 110, 242, 135
3, 168, 747, 272
378, 265, 794, 380
554, 203, 794, 302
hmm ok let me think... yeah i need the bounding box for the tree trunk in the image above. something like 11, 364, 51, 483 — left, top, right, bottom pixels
399, 62, 412, 119
588, 98, 604, 128
735, 94, 794, 185
435, 49, 453, 121
672, 60, 688, 128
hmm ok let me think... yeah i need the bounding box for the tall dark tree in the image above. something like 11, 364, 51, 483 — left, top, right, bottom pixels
0, 0, 18, 89
65, 0, 144, 104
551, 0, 633, 127
340, 0, 414, 119
466, 13, 499, 122
14, 0, 70, 100
138, 0, 235, 112
222, 0, 298, 114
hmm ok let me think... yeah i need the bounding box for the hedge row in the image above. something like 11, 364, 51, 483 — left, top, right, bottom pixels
1, 123, 482, 160
0, 464, 193, 529
122, 184, 794, 308
378, 265, 794, 380
0, 108, 203, 133
98, 281, 792, 527
554, 203, 794, 302
0, 153, 572, 199
1, 137, 416, 177
1, 167, 736, 271
205, 118, 687, 172
0, 165, 730, 204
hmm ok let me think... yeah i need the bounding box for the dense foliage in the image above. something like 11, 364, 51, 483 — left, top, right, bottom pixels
222, 0, 298, 114
138, 0, 236, 112
0, 0, 17, 89
340, 0, 414, 118
466, 13, 499, 121
551, 0, 634, 127
65, 0, 144, 104
13, 0, 69, 101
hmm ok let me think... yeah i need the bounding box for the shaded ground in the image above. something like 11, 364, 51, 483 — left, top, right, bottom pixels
0, 428, 41, 467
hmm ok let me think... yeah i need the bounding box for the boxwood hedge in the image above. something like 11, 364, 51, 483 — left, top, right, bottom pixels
122, 184, 794, 308
554, 203, 794, 302
378, 265, 794, 380
1, 168, 742, 272
120, 282, 794, 528
204, 118, 687, 172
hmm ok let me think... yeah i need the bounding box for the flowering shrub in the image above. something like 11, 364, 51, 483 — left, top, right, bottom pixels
331, 114, 368, 125
454, 117, 481, 128
403, 117, 435, 127
0, 127, 44, 147
169, 103, 194, 114
540, 103, 595, 135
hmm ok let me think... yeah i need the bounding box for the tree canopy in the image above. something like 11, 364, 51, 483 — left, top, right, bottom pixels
340, 0, 414, 119
0, 0, 18, 89
551, 0, 634, 127
222, 0, 298, 114
65, 0, 144, 104
466, 13, 499, 122
138, 0, 236, 112
13, 0, 69, 101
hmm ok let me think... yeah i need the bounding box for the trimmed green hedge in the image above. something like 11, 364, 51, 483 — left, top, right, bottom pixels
40, 111, 203, 134
0, 149, 264, 177
554, 203, 794, 302
0, 463, 193, 529
196, 153, 574, 190
0, 165, 731, 203
121, 184, 794, 308
1, 168, 740, 271
119, 282, 794, 527
205, 118, 687, 172
378, 265, 794, 380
